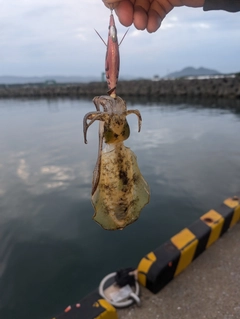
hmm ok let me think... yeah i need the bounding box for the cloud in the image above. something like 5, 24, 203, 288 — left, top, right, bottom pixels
17, 159, 29, 182
169, 16, 178, 22
41, 166, 74, 180
129, 30, 142, 37
41, 165, 74, 189
75, 28, 88, 41
0, 2, 239, 76
193, 23, 210, 29
132, 128, 175, 150
161, 23, 175, 29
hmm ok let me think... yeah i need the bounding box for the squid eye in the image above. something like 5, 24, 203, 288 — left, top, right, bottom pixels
109, 26, 117, 42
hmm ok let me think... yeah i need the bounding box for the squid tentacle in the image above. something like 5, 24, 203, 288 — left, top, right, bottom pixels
126, 109, 142, 132
83, 111, 109, 144
93, 96, 113, 113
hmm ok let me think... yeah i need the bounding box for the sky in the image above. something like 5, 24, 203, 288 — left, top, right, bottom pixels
0, 0, 239, 78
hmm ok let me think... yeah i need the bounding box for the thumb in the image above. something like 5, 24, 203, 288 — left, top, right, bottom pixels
102, 0, 121, 9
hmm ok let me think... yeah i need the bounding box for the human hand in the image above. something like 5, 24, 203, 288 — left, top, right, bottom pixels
103, 0, 204, 33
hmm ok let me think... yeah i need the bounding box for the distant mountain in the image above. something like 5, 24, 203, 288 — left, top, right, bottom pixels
0, 75, 101, 85
165, 67, 221, 79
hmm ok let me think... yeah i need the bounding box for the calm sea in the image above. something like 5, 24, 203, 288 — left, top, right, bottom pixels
0, 97, 240, 319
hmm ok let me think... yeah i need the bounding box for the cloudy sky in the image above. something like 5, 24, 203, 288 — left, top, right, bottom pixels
0, 0, 239, 78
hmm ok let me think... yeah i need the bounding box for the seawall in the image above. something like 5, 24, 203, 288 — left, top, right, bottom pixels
0, 77, 240, 98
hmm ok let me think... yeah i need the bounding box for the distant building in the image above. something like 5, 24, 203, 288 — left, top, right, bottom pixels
186, 74, 236, 80
152, 75, 160, 81
45, 80, 57, 85
101, 72, 105, 82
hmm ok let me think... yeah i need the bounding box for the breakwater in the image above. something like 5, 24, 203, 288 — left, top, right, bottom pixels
0, 77, 240, 98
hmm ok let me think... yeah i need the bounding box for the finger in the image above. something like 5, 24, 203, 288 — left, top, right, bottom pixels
102, 0, 120, 10
147, 9, 162, 32
154, 0, 173, 15
147, 0, 173, 32
133, 0, 151, 30
134, 0, 151, 12
114, 1, 134, 26
170, 0, 203, 7
181, 0, 204, 7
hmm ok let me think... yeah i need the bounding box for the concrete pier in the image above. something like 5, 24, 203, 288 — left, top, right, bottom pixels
118, 223, 240, 319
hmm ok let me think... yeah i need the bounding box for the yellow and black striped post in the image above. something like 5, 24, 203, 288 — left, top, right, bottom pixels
138, 195, 240, 294
53, 291, 118, 319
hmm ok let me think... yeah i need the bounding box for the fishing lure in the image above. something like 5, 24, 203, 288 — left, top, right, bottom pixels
95, 10, 127, 98
83, 95, 150, 230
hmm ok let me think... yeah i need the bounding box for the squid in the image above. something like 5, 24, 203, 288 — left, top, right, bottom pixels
83, 95, 150, 230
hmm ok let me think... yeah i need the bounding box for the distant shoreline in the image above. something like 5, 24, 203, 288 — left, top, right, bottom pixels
0, 77, 239, 99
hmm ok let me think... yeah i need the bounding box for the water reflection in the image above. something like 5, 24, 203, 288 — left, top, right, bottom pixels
125, 96, 240, 112
0, 97, 240, 319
